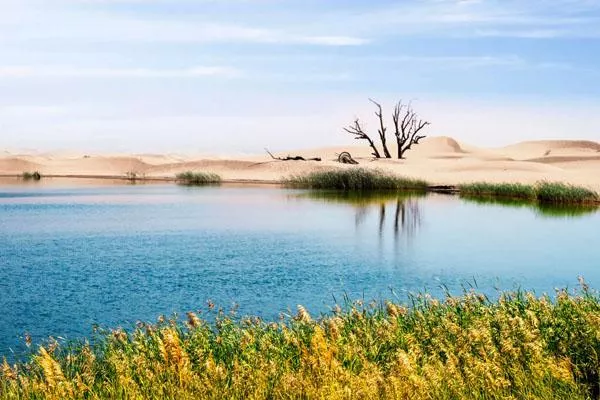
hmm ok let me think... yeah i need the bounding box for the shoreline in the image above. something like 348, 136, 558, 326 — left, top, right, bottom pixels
2, 136, 600, 201
0, 173, 461, 193
3, 173, 600, 205
0, 173, 281, 186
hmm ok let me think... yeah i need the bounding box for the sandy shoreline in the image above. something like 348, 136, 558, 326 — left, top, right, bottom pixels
2, 136, 600, 191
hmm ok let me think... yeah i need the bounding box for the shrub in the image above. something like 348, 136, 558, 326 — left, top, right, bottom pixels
176, 171, 221, 186
22, 171, 41, 181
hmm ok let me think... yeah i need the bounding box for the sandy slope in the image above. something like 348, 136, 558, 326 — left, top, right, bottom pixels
1, 137, 599, 190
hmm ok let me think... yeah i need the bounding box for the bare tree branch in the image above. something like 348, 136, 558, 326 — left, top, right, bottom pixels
369, 98, 392, 158
343, 119, 381, 158
395, 101, 430, 159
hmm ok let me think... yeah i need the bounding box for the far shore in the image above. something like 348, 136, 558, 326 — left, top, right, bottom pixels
2, 136, 600, 192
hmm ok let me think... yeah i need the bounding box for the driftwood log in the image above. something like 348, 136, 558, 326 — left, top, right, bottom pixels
265, 148, 321, 162
337, 151, 359, 164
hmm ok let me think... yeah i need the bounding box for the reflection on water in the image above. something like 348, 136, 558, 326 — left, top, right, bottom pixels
294, 191, 424, 241
460, 195, 599, 218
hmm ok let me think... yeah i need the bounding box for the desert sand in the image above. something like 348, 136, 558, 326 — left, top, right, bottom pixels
1, 137, 600, 191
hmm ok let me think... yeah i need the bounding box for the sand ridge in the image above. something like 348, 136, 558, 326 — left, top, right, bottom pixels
1, 137, 599, 191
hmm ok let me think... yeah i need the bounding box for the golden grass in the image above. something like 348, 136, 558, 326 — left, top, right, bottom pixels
2, 283, 600, 399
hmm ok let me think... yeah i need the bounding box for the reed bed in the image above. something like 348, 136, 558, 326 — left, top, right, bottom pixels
536, 182, 599, 205
460, 181, 599, 205
2, 284, 600, 399
459, 182, 536, 200
176, 171, 222, 186
284, 168, 429, 191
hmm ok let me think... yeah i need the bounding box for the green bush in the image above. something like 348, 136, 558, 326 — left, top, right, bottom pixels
176, 171, 222, 186
22, 171, 41, 181
459, 181, 599, 206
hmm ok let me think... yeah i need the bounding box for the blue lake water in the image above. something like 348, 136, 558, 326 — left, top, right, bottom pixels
1, 182, 599, 357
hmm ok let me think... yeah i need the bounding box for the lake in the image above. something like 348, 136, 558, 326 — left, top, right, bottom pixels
1, 182, 599, 357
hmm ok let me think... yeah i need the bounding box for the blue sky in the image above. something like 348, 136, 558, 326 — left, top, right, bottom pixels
1, 0, 599, 153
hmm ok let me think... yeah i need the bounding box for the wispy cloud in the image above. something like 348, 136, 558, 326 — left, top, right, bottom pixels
0, 105, 70, 117
0, 1, 368, 46
0, 66, 242, 78
0, 0, 599, 152
348, 0, 600, 39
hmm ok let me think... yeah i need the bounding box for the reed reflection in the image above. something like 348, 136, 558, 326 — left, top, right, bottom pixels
296, 191, 424, 241
460, 196, 599, 218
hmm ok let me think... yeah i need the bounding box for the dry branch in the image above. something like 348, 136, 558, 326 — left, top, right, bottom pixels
369, 99, 392, 158
343, 119, 381, 158
337, 151, 359, 164
265, 148, 321, 162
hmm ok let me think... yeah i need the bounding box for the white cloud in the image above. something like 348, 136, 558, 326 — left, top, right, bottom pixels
340, 0, 600, 39
0, 66, 242, 78
0, 1, 368, 46
0, 105, 70, 117
295, 36, 368, 46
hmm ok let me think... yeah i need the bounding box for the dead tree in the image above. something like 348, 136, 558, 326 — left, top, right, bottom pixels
343, 119, 381, 158
369, 99, 392, 158
392, 101, 430, 159
344, 99, 430, 160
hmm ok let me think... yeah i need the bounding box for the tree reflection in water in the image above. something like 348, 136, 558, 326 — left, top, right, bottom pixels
295, 191, 424, 242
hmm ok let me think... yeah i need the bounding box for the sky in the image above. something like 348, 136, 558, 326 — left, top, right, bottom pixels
0, 0, 599, 153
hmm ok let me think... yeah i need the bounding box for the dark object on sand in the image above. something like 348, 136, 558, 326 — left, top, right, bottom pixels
337, 151, 359, 164
265, 148, 321, 162
22, 171, 42, 181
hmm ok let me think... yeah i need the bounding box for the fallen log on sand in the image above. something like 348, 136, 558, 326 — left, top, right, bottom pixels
265, 148, 321, 162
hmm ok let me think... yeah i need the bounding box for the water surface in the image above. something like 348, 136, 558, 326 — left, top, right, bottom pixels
1, 183, 599, 356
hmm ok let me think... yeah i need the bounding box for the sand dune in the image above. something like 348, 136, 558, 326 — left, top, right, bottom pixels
410, 136, 465, 155
0, 158, 41, 173
523, 155, 600, 164
1, 137, 599, 191
501, 140, 600, 160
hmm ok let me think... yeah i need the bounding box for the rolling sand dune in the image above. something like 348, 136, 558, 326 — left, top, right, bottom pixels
501, 140, 600, 160
410, 136, 465, 155
1, 137, 599, 191
0, 158, 41, 174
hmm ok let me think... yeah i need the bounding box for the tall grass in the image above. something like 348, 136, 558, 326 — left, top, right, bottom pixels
2, 284, 600, 399
460, 181, 599, 205
459, 182, 536, 200
176, 171, 221, 186
284, 168, 429, 191
537, 182, 599, 205
21, 171, 41, 181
